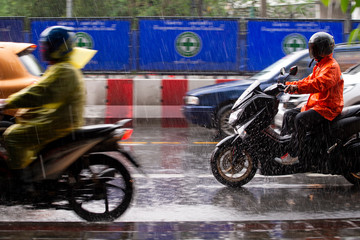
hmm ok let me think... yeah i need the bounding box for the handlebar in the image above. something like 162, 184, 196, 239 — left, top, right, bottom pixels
277, 83, 286, 92
277, 73, 292, 84
278, 66, 298, 84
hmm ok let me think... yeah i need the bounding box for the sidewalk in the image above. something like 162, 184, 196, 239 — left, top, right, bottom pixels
1, 218, 359, 239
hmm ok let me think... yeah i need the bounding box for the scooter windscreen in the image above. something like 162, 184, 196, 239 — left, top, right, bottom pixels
232, 80, 261, 110
229, 85, 277, 133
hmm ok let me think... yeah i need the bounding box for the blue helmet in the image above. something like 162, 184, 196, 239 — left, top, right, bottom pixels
39, 26, 75, 62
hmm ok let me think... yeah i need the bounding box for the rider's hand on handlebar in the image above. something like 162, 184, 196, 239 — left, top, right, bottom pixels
284, 85, 298, 94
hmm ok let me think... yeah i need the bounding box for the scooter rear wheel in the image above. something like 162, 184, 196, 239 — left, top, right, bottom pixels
211, 144, 257, 188
69, 155, 133, 222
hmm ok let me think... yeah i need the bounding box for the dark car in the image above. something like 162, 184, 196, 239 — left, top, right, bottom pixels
182, 43, 360, 136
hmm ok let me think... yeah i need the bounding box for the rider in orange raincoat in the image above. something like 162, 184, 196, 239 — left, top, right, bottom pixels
275, 32, 344, 165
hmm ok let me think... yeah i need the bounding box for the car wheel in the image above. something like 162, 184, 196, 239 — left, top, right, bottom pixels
217, 104, 235, 137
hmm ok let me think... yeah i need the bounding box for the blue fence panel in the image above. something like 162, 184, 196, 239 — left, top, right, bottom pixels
352, 21, 360, 30
138, 18, 239, 72
30, 18, 131, 71
0, 17, 24, 42
131, 30, 138, 71
246, 20, 344, 71
239, 32, 247, 72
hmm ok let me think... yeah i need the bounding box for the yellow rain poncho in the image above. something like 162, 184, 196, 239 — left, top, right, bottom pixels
4, 48, 96, 169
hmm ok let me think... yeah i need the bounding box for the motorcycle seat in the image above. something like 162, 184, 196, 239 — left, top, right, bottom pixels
72, 124, 117, 139
333, 105, 360, 121
297, 106, 360, 139
330, 105, 360, 140
41, 124, 118, 152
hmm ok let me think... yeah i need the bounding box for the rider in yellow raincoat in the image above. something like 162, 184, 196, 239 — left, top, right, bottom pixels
2, 26, 95, 170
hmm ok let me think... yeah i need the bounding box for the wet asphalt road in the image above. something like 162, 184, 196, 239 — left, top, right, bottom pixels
120, 126, 360, 222
0, 125, 359, 223
2, 126, 360, 239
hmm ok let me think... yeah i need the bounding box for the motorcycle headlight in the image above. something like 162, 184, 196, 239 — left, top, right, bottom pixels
236, 124, 247, 139
235, 115, 256, 139
229, 108, 243, 125
184, 96, 199, 105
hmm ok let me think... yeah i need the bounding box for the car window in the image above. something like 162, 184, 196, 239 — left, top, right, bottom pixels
249, 49, 308, 81
288, 48, 360, 81
333, 50, 360, 72
19, 54, 43, 77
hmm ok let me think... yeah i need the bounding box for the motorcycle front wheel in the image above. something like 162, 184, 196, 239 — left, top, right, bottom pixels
343, 172, 360, 186
211, 144, 257, 188
69, 155, 133, 222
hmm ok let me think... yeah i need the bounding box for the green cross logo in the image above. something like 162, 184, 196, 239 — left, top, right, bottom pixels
175, 32, 202, 57
282, 33, 307, 54
74, 32, 94, 49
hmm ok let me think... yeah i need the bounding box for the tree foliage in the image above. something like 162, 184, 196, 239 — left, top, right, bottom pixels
321, 0, 360, 13
321, 0, 360, 43
223, 0, 315, 18
0, 0, 317, 19
0, 0, 66, 17
0, 0, 228, 18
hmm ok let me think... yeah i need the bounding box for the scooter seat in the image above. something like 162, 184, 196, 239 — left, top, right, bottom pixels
40, 124, 118, 153
333, 105, 360, 121
72, 124, 116, 139
330, 105, 360, 140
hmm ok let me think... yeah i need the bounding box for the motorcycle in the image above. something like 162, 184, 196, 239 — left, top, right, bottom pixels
211, 66, 360, 187
0, 118, 142, 222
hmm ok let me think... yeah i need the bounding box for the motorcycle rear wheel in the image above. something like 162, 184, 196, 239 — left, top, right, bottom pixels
211, 144, 257, 188
69, 155, 133, 222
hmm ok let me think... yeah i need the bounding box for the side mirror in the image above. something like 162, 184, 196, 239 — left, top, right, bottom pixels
289, 66, 298, 76
280, 67, 285, 76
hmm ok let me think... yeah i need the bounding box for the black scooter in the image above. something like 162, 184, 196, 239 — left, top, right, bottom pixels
0, 119, 142, 222
211, 66, 360, 187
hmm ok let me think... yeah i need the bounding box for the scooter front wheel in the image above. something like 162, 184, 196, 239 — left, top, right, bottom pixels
69, 155, 133, 222
211, 144, 257, 188
343, 172, 360, 186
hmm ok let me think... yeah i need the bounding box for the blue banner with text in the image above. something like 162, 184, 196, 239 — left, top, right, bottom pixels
247, 20, 344, 71
30, 18, 131, 71
138, 19, 239, 72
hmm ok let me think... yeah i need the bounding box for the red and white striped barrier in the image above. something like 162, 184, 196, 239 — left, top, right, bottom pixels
84, 75, 242, 127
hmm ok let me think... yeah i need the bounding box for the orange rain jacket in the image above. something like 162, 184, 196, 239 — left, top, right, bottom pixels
286, 54, 344, 121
